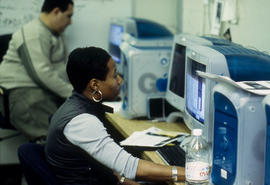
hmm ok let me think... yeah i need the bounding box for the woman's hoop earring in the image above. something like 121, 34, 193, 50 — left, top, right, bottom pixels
91, 90, 103, 102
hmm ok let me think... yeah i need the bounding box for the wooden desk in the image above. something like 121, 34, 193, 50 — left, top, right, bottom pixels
106, 113, 191, 185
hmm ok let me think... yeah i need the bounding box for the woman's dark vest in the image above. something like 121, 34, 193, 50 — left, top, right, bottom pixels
45, 91, 118, 185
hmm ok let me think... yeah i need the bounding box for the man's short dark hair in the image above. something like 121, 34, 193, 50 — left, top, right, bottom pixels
41, 0, 74, 13
66, 47, 111, 93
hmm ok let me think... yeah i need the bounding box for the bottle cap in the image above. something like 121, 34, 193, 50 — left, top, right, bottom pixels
191, 129, 202, 136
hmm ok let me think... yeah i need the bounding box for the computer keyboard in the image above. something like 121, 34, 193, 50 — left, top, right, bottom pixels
156, 144, 186, 167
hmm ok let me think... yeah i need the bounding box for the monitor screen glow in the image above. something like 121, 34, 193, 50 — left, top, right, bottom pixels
109, 24, 124, 64
186, 59, 206, 124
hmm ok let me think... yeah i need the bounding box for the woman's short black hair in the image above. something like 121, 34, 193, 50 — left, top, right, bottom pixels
41, 0, 74, 13
66, 47, 111, 93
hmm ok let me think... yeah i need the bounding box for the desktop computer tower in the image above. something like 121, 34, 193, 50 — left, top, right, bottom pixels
119, 35, 172, 119
211, 83, 266, 185
263, 95, 270, 185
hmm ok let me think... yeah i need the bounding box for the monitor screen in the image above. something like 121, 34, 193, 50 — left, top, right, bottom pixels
165, 43, 186, 113
109, 24, 124, 64
186, 58, 206, 124
169, 44, 186, 101
165, 33, 214, 116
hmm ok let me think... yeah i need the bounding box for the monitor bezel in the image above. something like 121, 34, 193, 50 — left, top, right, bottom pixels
165, 33, 213, 113
108, 17, 138, 75
183, 45, 230, 143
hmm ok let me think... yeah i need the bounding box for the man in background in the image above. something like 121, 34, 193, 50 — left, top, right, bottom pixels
0, 0, 74, 143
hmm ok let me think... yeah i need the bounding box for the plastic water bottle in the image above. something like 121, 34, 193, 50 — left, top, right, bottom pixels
185, 129, 210, 184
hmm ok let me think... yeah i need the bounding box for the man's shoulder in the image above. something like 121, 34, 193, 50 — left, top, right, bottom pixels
23, 18, 40, 28
22, 18, 52, 39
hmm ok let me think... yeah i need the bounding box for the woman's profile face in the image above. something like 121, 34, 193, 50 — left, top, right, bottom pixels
98, 58, 122, 101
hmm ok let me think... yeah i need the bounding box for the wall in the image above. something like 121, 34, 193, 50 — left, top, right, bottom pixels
132, 0, 179, 34
181, 0, 206, 36
0, 0, 133, 52
65, 0, 132, 52
229, 0, 270, 52
0, 0, 179, 50
1, 0, 269, 52
0, 0, 43, 35
181, 0, 270, 53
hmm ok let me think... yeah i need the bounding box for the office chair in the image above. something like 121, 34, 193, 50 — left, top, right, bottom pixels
0, 34, 13, 129
0, 34, 13, 130
0, 86, 14, 129
0, 86, 20, 141
0, 34, 20, 141
0, 34, 12, 62
18, 143, 58, 185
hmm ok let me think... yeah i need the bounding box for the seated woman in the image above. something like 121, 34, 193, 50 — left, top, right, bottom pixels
45, 46, 185, 185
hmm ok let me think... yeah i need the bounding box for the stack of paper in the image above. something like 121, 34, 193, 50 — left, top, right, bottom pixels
197, 71, 270, 96
120, 127, 189, 148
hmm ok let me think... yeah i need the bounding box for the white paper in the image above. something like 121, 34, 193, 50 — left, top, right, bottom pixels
120, 127, 188, 148
197, 71, 270, 96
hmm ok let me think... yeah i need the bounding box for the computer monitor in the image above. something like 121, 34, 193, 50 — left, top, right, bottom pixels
184, 44, 270, 142
108, 17, 173, 75
119, 35, 172, 119
109, 23, 124, 65
165, 33, 238, 122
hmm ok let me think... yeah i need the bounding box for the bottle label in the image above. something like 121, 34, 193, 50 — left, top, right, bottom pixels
185, 161, 210, 181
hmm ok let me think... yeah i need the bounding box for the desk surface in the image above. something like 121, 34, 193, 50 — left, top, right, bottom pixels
106, 113, 190, 185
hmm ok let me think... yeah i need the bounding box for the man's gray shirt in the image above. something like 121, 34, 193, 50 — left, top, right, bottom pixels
0, 18, 72, 98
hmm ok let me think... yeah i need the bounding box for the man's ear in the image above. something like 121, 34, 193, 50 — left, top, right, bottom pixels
51, 7, 60, 15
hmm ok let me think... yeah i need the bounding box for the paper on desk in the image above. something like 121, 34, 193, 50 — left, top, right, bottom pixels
197, 71, 270, 96
120, 127, 189, 148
